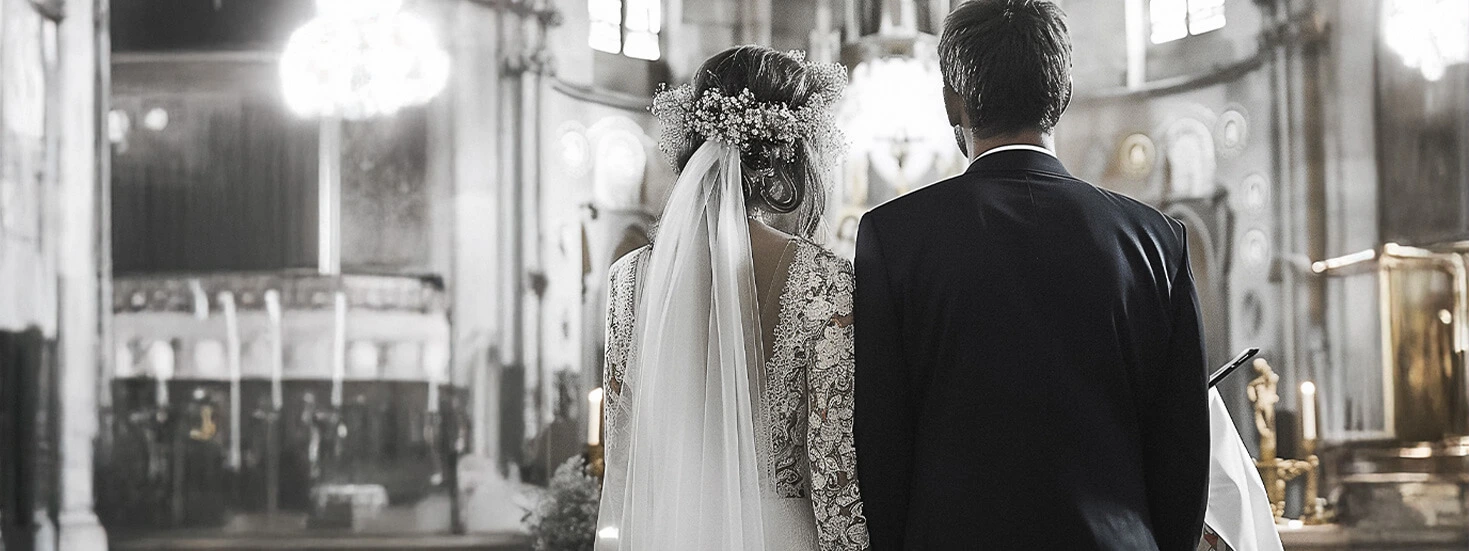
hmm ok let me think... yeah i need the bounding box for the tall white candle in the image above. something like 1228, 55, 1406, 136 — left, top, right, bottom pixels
156, 375, 170, 408
331, 291, 347, 408
221, 291, 243, 470
427, 360, 440, 414
265, 290, 284, 410
149, 341, 173, 408
588, 387, 604, 446
1300, 381, 1317, 442
189, 279, 210, 320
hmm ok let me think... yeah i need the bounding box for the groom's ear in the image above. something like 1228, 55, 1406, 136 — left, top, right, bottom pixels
943, 85, 964, 128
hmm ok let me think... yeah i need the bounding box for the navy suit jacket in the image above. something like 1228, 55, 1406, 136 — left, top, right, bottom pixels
853, 149, 1209, 550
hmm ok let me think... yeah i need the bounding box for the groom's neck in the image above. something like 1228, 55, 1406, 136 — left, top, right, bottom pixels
963, 129, 1053, 163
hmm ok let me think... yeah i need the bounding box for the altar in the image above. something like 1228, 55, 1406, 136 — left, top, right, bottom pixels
1275, 241, 1469, 549
100, 272, 466, 537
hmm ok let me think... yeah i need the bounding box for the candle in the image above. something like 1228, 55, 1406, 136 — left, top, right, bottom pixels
331, 291, 347, 408
221, 291, 243, 470
1300, 381, 1317, 442
425, 343, 447, 415
588, 387, 604, 446
149, 341, 173, 408
189, 279, 209, 320
265, 290, 284, 410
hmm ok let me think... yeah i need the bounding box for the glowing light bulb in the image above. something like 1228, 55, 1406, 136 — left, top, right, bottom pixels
281, 2, 450, 120
1383, 0, 1469, 82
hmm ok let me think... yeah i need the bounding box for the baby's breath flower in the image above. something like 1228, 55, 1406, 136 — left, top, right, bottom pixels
651, 51, 848, 172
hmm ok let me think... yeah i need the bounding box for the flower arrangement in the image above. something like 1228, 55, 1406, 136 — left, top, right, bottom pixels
524, 455, 601, 551
650, 50, 847, 170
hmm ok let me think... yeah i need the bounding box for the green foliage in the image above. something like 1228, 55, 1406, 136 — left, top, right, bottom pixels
524, 455, 601, 551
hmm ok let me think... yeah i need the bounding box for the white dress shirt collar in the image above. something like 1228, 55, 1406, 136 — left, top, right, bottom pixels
973, 143, 1057, 162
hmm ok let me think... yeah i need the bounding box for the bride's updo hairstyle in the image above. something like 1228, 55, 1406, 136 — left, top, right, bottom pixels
652, 45, 846, 239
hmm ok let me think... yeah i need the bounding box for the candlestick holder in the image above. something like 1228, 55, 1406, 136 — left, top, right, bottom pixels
1256, 450, 1324, 523
585, 443, 605, 479
1248, 360, 1327, 524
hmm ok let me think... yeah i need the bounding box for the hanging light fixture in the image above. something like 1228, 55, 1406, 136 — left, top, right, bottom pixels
280, 0, 450, 275
280, 0, 450, 120
1383, 0, 1469, 82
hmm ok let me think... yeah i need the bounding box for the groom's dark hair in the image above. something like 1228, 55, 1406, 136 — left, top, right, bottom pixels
939, 0, 1072, 138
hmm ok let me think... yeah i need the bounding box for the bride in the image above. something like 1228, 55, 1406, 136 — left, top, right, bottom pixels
595, 45, 868, 550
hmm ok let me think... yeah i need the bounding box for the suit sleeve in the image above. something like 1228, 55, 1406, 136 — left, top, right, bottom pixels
1141, 226, 1210, 551
853, 215, 914, 550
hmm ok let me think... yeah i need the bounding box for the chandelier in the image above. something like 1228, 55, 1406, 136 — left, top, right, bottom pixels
281, 0, 450, 120
1382, 0, 1469, 82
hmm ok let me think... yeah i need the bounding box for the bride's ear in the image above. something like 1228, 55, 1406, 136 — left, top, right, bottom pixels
943, 85, 965, 128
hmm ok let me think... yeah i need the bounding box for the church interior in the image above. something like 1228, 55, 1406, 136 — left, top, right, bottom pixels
0, 0, 1466, 549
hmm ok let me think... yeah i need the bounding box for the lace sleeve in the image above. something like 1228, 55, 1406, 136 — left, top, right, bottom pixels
806, 262, 870, 550
603, 248, 646, 444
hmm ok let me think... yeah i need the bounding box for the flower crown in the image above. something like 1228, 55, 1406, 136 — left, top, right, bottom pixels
651, 51, 848, 170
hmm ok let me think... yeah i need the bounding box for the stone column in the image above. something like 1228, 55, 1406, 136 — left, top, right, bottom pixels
55, 0, 108, 549
1319, 0, 1381, 439
739, 0, 772, 45
447, 0, 519, 533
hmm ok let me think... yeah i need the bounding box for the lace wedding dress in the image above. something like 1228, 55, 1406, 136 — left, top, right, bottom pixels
602, 239, 869, 550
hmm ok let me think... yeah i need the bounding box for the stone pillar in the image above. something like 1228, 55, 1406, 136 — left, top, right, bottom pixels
55, 0, 108, 549
446, 0, 521, 534
515, 9, 550, 481
739, 0, 772, 45
1319, 0, 1382, 439
496, 2, 524, 473
1266, 0, 1313, 417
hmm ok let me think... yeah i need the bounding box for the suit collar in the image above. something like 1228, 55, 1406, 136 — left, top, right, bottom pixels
965, 148, 1072, 178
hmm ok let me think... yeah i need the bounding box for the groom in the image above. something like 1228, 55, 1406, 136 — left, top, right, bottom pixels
853, 1, 1209, 549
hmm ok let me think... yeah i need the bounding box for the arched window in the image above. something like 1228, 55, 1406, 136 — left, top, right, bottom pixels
588, 0, 662, 61
1149, 0, 1226, 44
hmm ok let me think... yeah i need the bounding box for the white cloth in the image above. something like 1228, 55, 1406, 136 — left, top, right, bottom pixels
596, 141, 769, 550
1204, 389, 1284, 551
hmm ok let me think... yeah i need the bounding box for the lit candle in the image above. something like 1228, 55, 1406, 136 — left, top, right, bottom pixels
425, 343, 446, 415
221, 291, 242, 470
148, 341, 173, 408
1300, 381, 1317, 442
427, 364, 440, 414
331, 291, 347, 408
156, 376, 170, 408
588, 387, 604, 446
265, 290, 284, 410
189, 279, 209, 320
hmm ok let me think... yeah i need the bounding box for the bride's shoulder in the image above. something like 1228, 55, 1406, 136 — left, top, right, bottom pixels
792, 239, 854, 283
789, 239, 854, 321
608, 245, 652, 282
608, 245, 655, 289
